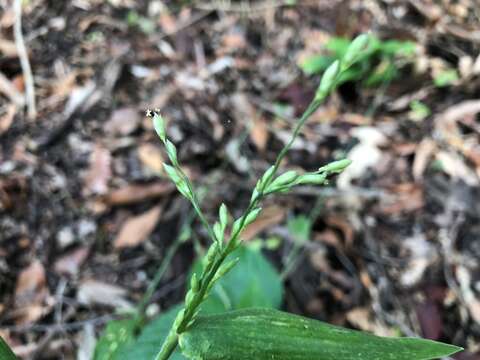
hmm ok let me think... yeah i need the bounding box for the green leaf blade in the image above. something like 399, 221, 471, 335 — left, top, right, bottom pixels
93, 318, 137, 360
179, 308, 463, 360
0, 336, 17, 360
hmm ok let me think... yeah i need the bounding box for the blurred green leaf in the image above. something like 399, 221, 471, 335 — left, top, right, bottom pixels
381, 40, 416, 56
194, 245, 283, 310
94, 318, 137, 360
179, 308, 463, 360
0, 336, 17, 360
364, 60, 398, 87
287, 215, 311, 244
300, 35, 416, 89
409, 100, 431, 121
434, 69, 459, 87
114, 305, 187, 360
300, 55, 334, 75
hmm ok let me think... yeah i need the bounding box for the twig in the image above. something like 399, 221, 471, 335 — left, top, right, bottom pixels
13, 0, 36, 119
194, 0, 295, 13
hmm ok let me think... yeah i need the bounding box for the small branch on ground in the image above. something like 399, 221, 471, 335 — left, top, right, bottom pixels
13, 0, 36, 120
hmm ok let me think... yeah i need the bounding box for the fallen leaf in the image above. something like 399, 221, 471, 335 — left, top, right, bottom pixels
338, 127, 387, 189
84, 144, 112, 195
137, 143, 165, 174
436, 151, 478, 186
400, 233, 436, 287
14, 260, 51, 324
416, 300, 443, 340
242, 205, 286, 241
413, 138, 437, 181
104, 107, 140, 136
346, 307, 395, 337
54, 247, 89, 276
113, 205, 162, 248
77, 280, 133, 310
102, 182, 174, 206
0, 39, 17, 57
250, 117, 269, 151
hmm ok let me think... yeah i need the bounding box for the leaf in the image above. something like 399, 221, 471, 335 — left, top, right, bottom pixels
193, 245, 283, 310
179, 308, 463, 360
77, 280, 133, 310
299, 55, 333, 75
114, 305, 188, 360
137, 143, 165, 174
94, 318, 137, 360
14, 260, 50, 325
0, 335, 17, 360
287, 215, 311, 244
433, 69, 459, 87
113, 205, 162, 249
102, 182, 174, 206
84, 144, 112, 196
381, 40, 416, 56
104, 107, 140, 136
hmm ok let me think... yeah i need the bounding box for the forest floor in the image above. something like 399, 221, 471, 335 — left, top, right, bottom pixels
1, 0, 480, 359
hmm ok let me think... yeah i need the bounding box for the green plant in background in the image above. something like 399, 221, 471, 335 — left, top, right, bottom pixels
409, 100, 431, 121
300, 35, 416, 88
126, 10, 156, 34
433, 68, 459, 87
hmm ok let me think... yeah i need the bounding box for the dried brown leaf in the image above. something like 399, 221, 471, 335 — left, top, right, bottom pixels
113, 205, 162, 248
413, 138, 437, 181
138, 143, 165, 174
14, 260, 51, 324
103, 182, 174, 206
84, 144, 112, 195
250, 117, 269, 151
77, 280, 132, 310
104, 107, 140, 136
54, 247, 89, 276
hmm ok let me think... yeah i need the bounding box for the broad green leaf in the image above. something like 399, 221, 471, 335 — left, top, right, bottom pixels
179, 308, 463, 360
287, 215, 311, 244
0, 336, 17, 360
381, 40, 416, 56
326, 37, 351, 57
115, 305, 186, 360
193, 245, 283, 310
299, 55, 333, 75
94, 318, 137, 360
